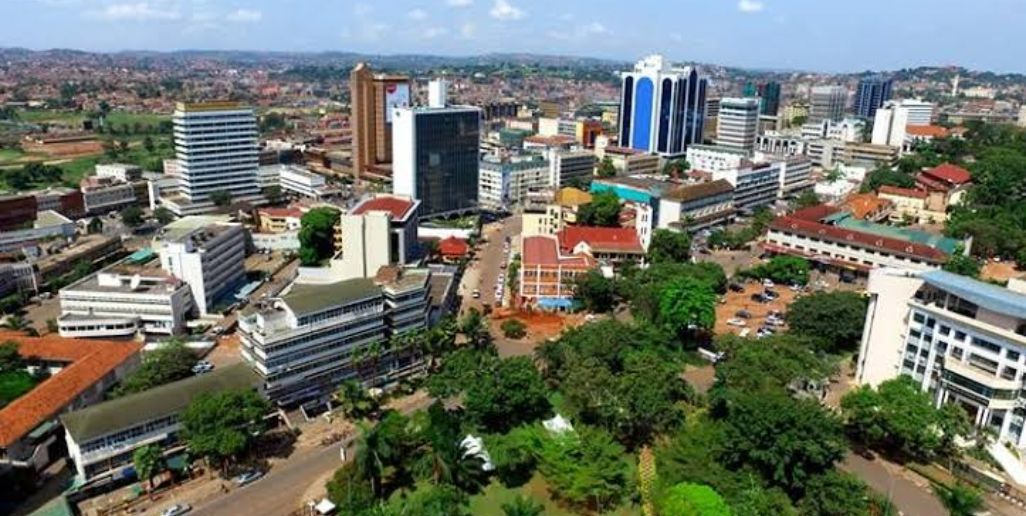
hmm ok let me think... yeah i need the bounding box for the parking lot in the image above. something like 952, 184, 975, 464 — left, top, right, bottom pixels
715, 278, 803, 338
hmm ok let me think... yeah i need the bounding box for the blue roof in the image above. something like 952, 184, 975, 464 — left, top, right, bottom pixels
920, 270, 1026, 320
127, 247, 155, 263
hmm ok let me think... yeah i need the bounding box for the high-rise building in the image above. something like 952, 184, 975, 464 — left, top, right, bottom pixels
809, 86, 848, 123
351, 63, 411, 182
154, 216, 247, 316
392, 106, 481, 218
716, 98, 760, 153
871, 100, 937, 148
853, 75, 894, 119
743, 81, 781, 116
855, 268, 1026, 451
164, 101, 260, 216
617, 55, 708, 156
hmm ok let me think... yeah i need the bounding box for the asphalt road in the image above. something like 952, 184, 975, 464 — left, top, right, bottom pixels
841, 453, 945, 516
461, 215, 521, 311
193, 395, 434, 516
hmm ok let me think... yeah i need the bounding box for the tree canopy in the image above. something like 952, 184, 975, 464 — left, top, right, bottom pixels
786, 292, 869, 353
648, 229, 691, 264
113, 340, 196, 397
577, 191, 622, 227
658, 276, 717, 336
180, 389, 269, 474
298, 207, 341, 266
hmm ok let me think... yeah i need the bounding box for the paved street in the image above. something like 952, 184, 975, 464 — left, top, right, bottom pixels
459, 214, 521, 312
841, 453, 945, 516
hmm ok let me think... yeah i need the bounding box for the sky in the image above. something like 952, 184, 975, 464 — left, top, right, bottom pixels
4, 0, 1026, 73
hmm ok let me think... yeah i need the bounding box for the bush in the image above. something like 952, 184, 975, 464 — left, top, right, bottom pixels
501, 319, 527, 339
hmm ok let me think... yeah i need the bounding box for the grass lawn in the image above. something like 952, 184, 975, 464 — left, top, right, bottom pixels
0, 148, 25, 164
0, 370, 40, 408
469, 474, 642, 516
103, 111, 170, 128
15, 109, 86, 124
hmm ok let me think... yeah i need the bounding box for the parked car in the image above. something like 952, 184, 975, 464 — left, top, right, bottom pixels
233, 469, 263, 487
762, 279, 775, 287
728, 283, 745, 293
735, 310, 752, 319
161, 504, 192, 516
192, 361, 214, 374
750, 293, 770, 303
727, 318, 747, 327
763, 289, 779, 300
471, 289, 481, 299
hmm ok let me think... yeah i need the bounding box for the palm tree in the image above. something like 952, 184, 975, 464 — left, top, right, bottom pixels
501, 495, 545, 516
414, 433, 486, 493
354, 422, 393, 498
459, 309, 493, 351
335, 379, 379, 420
935, 482, 983, 516
1, 315, 30, 334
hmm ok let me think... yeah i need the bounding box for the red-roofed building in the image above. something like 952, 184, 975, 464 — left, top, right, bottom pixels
351, 195, 418, 222
0, 334, 141, 474
347, 194, 422, 265
878, 185, 946, 224
436, 236, 470, 262
915, 163, 972, 214
520, 235, 596, 310
904, 125, 965, 151
557, 226, 645, 264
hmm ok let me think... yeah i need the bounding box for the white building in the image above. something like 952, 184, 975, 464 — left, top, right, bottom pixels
711, 161, 782, 213
872, 100, 937, 148
478, 154, 550, 211
685, 144, 748, 172
775, 156, 814, 198
617, 54, 708, 156
809, 85, 848, 123
58, 254, 193, 338
154, 216, 247, 315
855, 268, 1026, 450
279, 165, 330, 199
801, 118, 865, 143
547, 150, 596, 189
756, 133, 806, 157
238, 268, 430, 405
716, 98, 760, 153
81, 178, 137, 215
95, 163, 142, 182
0, 211, 76, 253
163, 101, 261, 216
656, 179, 735, 232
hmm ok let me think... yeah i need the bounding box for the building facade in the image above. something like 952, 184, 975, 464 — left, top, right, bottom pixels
617, 54, 708, 157
392, 106, 481, 218
350, 63, 411, 181
853, 76, 894, 119
478, 154, 550, 211
711, 162, 782, 213
656, 179, 735, 232
154, 216, 247, 315
856, 269, 1026, 450
809, 85, 848, 123
716, 98, 760, 153
685, 144, 748, 172
547, 150, 596, 189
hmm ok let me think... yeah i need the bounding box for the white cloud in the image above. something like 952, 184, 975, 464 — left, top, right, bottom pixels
738, 0, 764, 13
489, 0, 524, 20
407, 8, 428, 20
226, 8, 262, 23
447, 0, 473, 6
422, 26, 448, 39
86, 2, 181, 21
580, 22, 609, 35
459, 22, 476, 39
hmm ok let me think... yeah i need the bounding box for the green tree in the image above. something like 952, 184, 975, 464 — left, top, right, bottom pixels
298, 207, 341, 265
935, 483, 983, 516
142, 135, 155, 153
597, 156, 617, 177
744, 256, 811, 285
860, 167, 916, 193
572, 269, 616, 313
943, 247, 982, 278
114, 340, 197, 396
792, 190, 820, 210
577, 191, 622, 227
501, 494, 545, 516
658, 276, 717, 336
797, 471, 873, 516
0, 341, 23, 373
648, 229, 691, 264
87, 216, 104, 234
1, 315, 31, 333
121, 206, 144, 226
413, 405, 487, 493
335, 379, 380, 420
500, 318, 527, 339
459, 308, 493, 351
325, 462, 376, 514
133, 444, 164, 497
663, 158, 690, 177
209, 190, 232, 208
465, 357, 551, 433
263, 185, 285, 205
387, 484, 470, 515
180, 389, 269, 475
153, 206, 174, 225
787, 292, 869, 353
840, 376, 971, 462
656, 483, 731, 516
354, 419, 397, 498
486, 425, 540, 488
537, 425, 632, 511
712, 334, 833, 399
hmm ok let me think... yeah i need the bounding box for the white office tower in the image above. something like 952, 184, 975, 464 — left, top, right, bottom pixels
871, 100, 937, 148
856, 268, 1026, 451
164, 101, 260, 216
338, 212, 393, 281
428, 79, 448, 108
716, 98, 760, 152
809, 86, 848, 123
154, 216, 247, 315
617, 54, 708, 156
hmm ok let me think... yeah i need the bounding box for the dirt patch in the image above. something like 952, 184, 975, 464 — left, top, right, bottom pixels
489, 309, 587, 358
982, 260, 1021, 283
714, 280, 802, 337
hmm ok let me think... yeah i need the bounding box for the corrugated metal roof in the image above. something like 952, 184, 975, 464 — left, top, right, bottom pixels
921, 270, 1026, 320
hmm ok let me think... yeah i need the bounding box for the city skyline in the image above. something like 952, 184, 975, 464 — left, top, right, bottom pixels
6, 0, 1026, 73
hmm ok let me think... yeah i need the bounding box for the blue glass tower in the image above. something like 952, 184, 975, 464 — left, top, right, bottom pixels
617, 55, 707, 157
854, 75, 893, 119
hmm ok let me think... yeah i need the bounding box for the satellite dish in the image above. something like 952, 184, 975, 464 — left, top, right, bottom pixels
130, 274, 142, 290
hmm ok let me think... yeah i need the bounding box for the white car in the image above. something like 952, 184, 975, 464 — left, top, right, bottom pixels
161, 504, 192, 516
727, 318, 747, 327
762, 279, 775, 288
191, 361, 214, 374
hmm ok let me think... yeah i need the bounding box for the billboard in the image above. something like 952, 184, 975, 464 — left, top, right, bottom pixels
384, 83, 410, 123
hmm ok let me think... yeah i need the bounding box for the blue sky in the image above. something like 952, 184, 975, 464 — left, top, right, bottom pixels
5, 0, 1026, 73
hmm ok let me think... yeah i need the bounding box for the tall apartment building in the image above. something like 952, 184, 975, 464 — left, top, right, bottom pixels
617, 54, 708, 157
238, 268, 430, 405
685, 144, 748, 172
809, 86, 848, 123
392, 106, 481, 218
350, 63, 411, 182
871, 100, 937, 148
776, 156, 814, 198
163, 102, 260, 216
58, 253, 193, 338
853, 75, 894, 119
743, 81, 781, 116
716, 98, 760, 153
548, 150, 597, 189
478, 154, 550, 211
711, 161, 783, 213
154, 216, 247, 315
855, 268, 1026, 450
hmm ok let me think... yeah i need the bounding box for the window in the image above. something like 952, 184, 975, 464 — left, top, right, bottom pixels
955, 330, 967, 341
952, 347, 964, 360
913, 313, 926, 324
910, 329, 922, 339
926, 317, 936, 329
972, 337, 1002, 355
939, 325, 951, 336
1007, 350, 1021, 362
1001, 367, 1018, 381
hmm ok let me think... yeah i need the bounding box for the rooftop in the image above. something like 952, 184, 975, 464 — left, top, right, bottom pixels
61, 363, 259, 444
350, 195, 417, 222
921, 270, 1026, 320
920, 163, 972, 186
664, 179, 734, 203
834, 217, 961, 255
522, 235, 595, 269
156, 215, 236, 243
175, 101, 248, 113
0, 334, 142, 447
688, 143, 750, 156
558, 226, 645, 254
553, 187, 593, 207
843, 193, 891, 220
879, 185, 928, 199
524, 134, 576, 146
905, 125, 950, 138
281, 277, 382, 316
